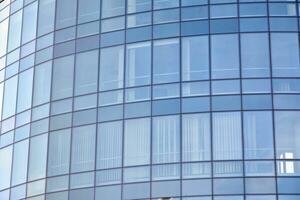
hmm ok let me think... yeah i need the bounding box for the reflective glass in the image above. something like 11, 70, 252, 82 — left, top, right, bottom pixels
48, 129, 71, 176
211, 34, 240, 79
213, 112, 242, 160
153, 38, 180, 84
182, 113, 211, 161
271, 33, 300, 77
275, 112, 300, 159
78, 0, 100, 23
71, 125, 96, 172
153, 115, 180, 164
52, 55, 74, 100
126, 41, 151, 87
22, 2, 38, 44
2, 76, 18, 119
38, 0, 55, 36
124, 118, 150, 166
12, 140, 28, 186
182, 36, 209, 81
33, 61, 52, 106
100, 45, 124, 91
56, 0, 77, 29
97, 121, 122, 169
102, 0, 125, 18
0, 146, 12, 190
28, 134, 48, 181
17, 69, 33, 113
75, 50, 98, 95
8, 10, 22, 52
244, 111, 274, 159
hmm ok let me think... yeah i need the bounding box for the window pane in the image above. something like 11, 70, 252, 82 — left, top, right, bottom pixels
56, 0, 77, 29
52, 55, 74, 100
275, 111, 300, 159
17, 69, 33, 113
38, 0, 55, 36
153, 115, 180, 164
211, 34, 240, 79
2, 76, 18, 119
22, 2, 38, 44
78, 0, 100, 23
97, 121, 123, 169
124, 118, 150, 166
182, 113, 211, 161
127, 0, 152, 13
0, 19, 9, 57
153, 38, 180, 84
102, 0, 125, 18
182, 36, 209, 81
100, 45, 124, 91
75, 50, 98, 95
244, 111, 274, 159
8, 10, 22, 52
241, 33, 270, 77
33, 61, 52, 106
12, 140, 28, 186
126, 41, 151, 87
72, 125, 96, 172
213, 112, 242, 160
48, 129, 71, 176
28, 134, 48, 181
0, 146, 12, 190
271, 33, 300, 77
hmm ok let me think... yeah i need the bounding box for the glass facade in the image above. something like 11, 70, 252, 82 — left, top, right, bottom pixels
0, 0, 300, 199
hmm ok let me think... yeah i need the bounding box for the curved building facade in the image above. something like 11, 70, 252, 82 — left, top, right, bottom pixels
0, 0, 300, 199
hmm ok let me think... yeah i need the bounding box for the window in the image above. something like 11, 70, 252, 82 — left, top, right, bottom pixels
182, 113, 211, 161
8, 10, 22, 52
182, 36, 209, 81
11, 140, 28, 186
271, 33, 300, 77
78, 0, 100, 24
211, 34, 240, 79
153, 38, 180, 84
33, 61, 52, 106
97, 121, 123, 169
56, 0, 77, 29
38, 0, 55, 36
2, 76, 18, 119
244, 112, 274, 159
52, 55, 74, 100
21, 2, 38, 44
153, 115, 180, 164
72, 125, 96, 172
100, 45, 124, 91
17, 69, 33, 113
102, 0, 125, 18
48, 129, 71, 176
275, 111, 300, 159
126, 41, 151, 87
0, 19, 8, 57
124, 118, 151, 166
127, 0, 152, 13
75, 50, 98, 95
28, 134, 48, 181
0, 146, 12, 190
241, 33, 270, 77
210, 4, 237, 18
213, 112, 242, 160
154, 0, 179, 9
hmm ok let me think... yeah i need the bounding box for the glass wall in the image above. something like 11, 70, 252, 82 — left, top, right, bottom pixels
0, 0, 299, 199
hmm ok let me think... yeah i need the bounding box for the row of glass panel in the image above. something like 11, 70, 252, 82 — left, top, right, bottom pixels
1, 33, 299, 120
1, 111, 299, 191
1, 177, 300, 199
1, 0, 300, 56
